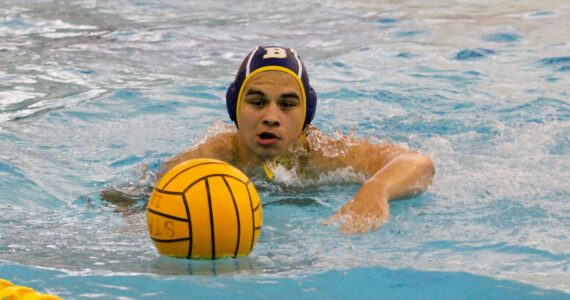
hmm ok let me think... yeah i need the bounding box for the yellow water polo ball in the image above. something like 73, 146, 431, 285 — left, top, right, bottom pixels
146, 158, 263, 259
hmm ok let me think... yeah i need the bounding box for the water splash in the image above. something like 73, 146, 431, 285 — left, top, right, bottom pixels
199, 121, 237, 144
305, 126, 360, 158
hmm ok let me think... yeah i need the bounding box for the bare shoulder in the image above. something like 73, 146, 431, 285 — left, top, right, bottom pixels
195, 131, 238, 160
161, 129, 238, 173
341, 140, 409, 176
303, 127, 409, 177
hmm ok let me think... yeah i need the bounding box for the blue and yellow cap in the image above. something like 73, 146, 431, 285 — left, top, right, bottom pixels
226, 46, 317, 129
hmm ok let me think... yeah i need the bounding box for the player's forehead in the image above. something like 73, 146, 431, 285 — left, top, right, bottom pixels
243, 71, 301, 92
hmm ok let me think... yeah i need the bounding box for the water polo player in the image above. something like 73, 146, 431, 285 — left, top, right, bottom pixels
160, 46, 435, 234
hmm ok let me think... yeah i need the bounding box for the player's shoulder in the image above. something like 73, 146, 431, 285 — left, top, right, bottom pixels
198, 130, 238, 161
303, 126, 409, 172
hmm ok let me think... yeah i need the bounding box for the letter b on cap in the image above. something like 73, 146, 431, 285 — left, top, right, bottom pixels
263, 47, 287, 59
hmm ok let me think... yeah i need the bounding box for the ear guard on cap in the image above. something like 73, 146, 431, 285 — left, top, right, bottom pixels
226, 81, 237, 123
305, 86, 317, 126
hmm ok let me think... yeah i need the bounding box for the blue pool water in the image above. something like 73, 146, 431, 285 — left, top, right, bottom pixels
1, 1, 569, 299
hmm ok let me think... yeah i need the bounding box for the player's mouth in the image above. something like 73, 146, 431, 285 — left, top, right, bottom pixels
256, 131, 280, 146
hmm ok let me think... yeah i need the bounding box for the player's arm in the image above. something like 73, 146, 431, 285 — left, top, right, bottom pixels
344, 142, 434, 198
328, 142, 435, 233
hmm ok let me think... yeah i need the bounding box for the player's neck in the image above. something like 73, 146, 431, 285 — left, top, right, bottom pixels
235, 137, 266, 168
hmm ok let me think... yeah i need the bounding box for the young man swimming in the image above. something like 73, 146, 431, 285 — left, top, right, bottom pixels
160, 46, 435, 234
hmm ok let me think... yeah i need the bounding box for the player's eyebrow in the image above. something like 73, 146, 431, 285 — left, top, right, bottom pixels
245, 89, 266, 97
280, 93, 300, 100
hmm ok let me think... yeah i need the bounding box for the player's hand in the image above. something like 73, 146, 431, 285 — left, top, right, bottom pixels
325, 183, 390, 234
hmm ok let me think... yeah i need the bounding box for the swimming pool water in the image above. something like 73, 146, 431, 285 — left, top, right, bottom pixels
1, 1, 569, 299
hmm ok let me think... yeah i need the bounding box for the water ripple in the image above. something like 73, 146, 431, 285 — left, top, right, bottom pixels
455, 48, 495, 61
483, 32, 521, 43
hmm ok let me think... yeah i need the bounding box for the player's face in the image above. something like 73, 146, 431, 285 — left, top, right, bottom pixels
237, 71, 304, 160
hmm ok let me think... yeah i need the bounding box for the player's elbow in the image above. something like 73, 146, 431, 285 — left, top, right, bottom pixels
418, 153, 435, 177
411, 152, 435, 189
397, 151, 435, 189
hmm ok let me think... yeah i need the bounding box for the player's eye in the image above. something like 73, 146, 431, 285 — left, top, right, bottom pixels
246, 98, 266, 107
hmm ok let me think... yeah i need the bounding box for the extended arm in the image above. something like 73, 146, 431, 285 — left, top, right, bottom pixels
327, 144, 435, 234
364, 152, 434, 200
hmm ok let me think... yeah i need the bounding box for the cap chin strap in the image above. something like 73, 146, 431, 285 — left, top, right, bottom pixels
262, 160, 275, 180
261, 131, 307, 181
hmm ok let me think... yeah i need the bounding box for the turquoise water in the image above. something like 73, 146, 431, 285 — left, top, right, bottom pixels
1, 1, 569, 299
